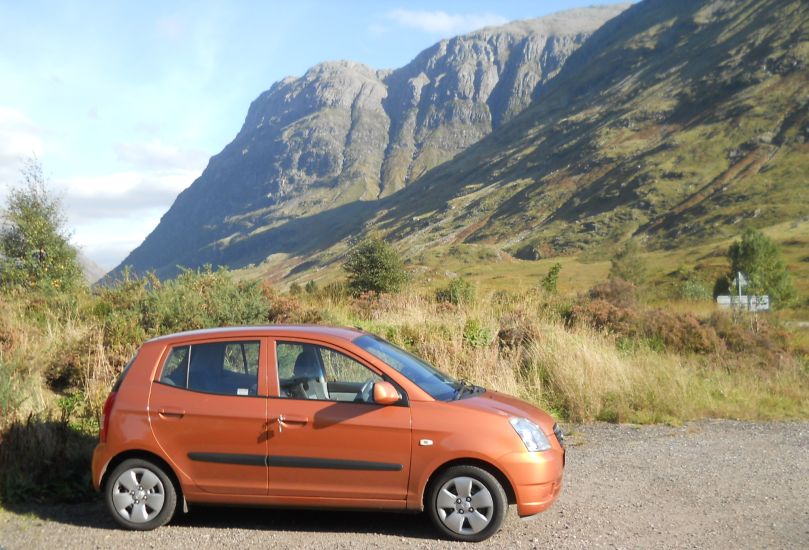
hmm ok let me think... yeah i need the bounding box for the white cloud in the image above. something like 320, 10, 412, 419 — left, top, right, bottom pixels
0, 106, 45, 186
385, 9, 507, 35
114, 139, 209, 171
57, 165, 205, 269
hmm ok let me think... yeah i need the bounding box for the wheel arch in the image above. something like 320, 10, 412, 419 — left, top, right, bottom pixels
422, 458, 517, 508
101, 449, 184, 501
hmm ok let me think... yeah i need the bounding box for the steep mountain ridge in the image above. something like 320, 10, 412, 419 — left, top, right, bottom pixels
116, 0, 808, 283
370, 0, 809, 260
113, 5, 629, 277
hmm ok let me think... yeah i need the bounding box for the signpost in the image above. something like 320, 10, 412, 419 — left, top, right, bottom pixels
716, 271, 770, 312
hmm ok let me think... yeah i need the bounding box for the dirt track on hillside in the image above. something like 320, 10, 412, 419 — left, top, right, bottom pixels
1, 420, 807, 549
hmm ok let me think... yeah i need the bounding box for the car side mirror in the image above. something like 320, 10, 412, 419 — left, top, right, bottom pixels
373, 381, 401, 405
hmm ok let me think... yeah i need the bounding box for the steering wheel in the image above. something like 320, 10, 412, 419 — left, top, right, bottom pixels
359, 378, 375, 403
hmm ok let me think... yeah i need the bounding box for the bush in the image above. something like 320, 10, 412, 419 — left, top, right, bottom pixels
679, 279, 712, 302
541, 262, 562, 293
343, 238, 408, 296
497, 310, 540, 349
569, 300, 724, 354
98, 265, 270, 338
436, 277, 475, 305
463, 318, 493, 348
588, 278, 638, 308
0, 159, 83, 293
727, 229, 796, 307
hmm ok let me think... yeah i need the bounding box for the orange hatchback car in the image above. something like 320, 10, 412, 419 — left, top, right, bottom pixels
92, 326, 565, 542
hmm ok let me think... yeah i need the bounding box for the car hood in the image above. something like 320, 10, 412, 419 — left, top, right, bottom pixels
453, 390, 557, 434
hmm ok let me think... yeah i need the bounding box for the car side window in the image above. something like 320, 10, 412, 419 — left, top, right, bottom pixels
276, 341, 381, 403
159, 341, 259, 396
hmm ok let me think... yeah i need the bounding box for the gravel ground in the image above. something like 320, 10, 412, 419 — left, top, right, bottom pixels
1, 420, 808, 549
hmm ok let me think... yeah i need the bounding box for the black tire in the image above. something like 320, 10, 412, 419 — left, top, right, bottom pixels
104, 458, 178, 531
426, 465, 508, 542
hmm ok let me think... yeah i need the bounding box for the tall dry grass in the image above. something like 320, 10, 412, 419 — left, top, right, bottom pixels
1, 277, 808, 432
303, 288, 809, 423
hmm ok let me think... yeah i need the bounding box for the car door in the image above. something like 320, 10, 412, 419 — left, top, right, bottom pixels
149, 337, 269, 495
266, 338, 411, 501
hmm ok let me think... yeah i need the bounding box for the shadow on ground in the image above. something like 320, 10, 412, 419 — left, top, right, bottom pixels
4, 501, 436, 539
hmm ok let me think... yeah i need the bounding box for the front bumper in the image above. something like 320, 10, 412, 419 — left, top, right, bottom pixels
500, 446, 565, 517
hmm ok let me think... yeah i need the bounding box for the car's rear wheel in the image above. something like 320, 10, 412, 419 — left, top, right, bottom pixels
104, 458, 177, 530
426, 465, 507, 542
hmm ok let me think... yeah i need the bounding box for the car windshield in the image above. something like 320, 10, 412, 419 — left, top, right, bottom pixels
353, 334, 460, 401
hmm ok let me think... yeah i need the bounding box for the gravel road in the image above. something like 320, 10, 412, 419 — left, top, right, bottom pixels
1, 420, 807, 549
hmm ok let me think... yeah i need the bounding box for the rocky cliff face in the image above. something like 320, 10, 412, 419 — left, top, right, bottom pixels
114, 6, 628, 277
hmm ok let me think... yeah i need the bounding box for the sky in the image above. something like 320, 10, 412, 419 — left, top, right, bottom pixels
0, 0, 630, 271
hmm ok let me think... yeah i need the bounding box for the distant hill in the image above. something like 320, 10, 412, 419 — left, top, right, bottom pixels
114, 0, 808, 281
77, 252, 106, 284
110, 5, 629, 278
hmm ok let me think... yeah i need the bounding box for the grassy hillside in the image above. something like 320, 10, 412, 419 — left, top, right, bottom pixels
225, 0, 808, 289
362, 0, 809, 260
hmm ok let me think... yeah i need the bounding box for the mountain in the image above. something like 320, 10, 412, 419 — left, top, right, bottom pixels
368, 0, 809, 261
112, 5, 630, 278
77, 252, 106, 284
116, 0, 809, 282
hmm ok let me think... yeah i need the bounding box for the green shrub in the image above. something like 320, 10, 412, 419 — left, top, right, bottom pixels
321, 281, 348, 302
463, 318, 493, 348
679, 279, 712, 301
436, 277, 475, 305
541, 262, 562, 293
97, 265, 270, 338
0, 159, 83, 293
727, 229, 796, 308
343, 238, 408, 296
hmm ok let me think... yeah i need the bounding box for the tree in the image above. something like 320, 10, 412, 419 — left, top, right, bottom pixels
541, 262, 562, 293
343, 238, 408, 296
727, 229, 795, 307
609, 240, 647, 285
0, 159, 82, 292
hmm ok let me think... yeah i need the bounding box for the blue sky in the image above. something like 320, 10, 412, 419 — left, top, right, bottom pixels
0, 0, 630, 269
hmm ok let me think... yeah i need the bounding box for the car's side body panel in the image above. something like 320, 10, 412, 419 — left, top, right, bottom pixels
263, 336, 413, 501
146, 336, 270, 496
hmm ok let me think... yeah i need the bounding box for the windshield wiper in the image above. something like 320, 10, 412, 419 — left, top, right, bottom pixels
452, 379, 483, 400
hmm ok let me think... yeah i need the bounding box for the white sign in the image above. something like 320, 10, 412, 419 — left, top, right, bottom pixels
716, 295, 770, 312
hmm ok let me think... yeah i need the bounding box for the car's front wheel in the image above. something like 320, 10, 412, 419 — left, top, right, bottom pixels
426, 465, 508, 542
104, 458, 178, 530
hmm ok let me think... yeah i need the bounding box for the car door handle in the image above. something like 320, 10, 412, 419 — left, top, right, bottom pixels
274, 414, 308, 430
158, 408, 185, 419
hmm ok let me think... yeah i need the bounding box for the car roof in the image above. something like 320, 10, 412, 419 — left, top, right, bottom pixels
146, 325, 367, 346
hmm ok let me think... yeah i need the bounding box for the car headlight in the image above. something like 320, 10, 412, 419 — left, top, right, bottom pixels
509, 417, 552, 452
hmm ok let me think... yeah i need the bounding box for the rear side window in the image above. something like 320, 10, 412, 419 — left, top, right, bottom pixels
159, 341, 260, 396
